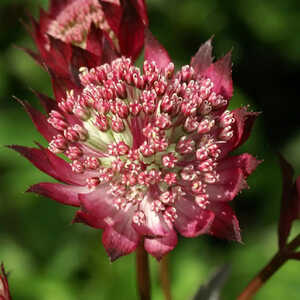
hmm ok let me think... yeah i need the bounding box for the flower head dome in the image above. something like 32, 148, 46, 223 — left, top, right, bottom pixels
12, 31, 260, 261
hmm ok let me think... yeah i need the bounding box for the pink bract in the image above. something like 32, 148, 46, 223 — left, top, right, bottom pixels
12, 30, 260, 261
0, 264, 11, 300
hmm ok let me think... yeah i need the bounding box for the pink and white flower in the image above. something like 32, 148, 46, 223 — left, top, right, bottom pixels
22, 0, 148, 104
28, 0, 147, 58
11, 30, 260, 261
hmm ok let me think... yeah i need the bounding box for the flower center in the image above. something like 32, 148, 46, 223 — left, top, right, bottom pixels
47, 57, 234, 225
47, 0, 116, 47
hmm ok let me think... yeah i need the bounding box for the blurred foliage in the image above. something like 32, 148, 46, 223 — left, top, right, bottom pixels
0, 0, 300, 299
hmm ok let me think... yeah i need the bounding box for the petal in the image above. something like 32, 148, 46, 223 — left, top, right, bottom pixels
220, 108, 260, 157
49, 0, 70, 17
29, 15, 49, 60
69, 45, 102, 81
98, 33, 119, 64
72, 210, 104, 228
86, 23, 105, 57
217, 153, 261, 177
191, 38, 213, 74
16, 98, 58, 142
174, 196, 215, 237
44, 35, 73, 78
129, 0, 148, 25
132, 195, 169, 237
278, 155, 298, 248
202, 51, 233, 99
205, 168, 246, 202
118, 1, 145, 60
101, 0, 120, 4
30, 90, 81, 131
102, 216, 140, 261
237, 111, 260, 148
100, 2, 122, 37
79, 186, 117, 229
19, 46, 43, 66
31, 90, 58, 114
9, 145, 86, 185
144, 29, 171, 70
207, 202, 241, 242
49, 71, 77, 102
28, 182, 89, 206
38, 8, 53, 34
144, 228, 177, 260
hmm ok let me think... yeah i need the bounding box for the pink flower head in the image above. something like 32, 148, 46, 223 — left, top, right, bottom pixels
23, 0, 147, 96
23, 0, 148, 105
29, 0, 147, 59
11, 30, 260, 261
0, 264, 11, 300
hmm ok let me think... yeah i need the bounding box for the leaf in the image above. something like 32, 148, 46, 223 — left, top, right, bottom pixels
192, 265, 231, 300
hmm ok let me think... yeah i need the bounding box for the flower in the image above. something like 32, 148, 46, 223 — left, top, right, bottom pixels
22, 0, 147, 101
0, 264, 11, 300
11, 30, 260, 261
28, 0, 147, 59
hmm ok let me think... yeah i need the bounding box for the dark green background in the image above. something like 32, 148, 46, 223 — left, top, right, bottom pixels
1, 0, 300, 299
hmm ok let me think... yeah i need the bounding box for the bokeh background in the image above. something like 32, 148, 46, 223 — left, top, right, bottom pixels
1, 0, 300, 299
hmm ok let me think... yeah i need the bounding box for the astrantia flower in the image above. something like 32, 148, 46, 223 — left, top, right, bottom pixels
23, 0, 147, 102
11, 31, 260, 261
27, 0, 147, 61
0, 264, 11, 300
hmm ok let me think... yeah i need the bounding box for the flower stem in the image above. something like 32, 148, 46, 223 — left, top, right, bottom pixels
237, 234, 300, 300
136, 243, 151, 300
160, 255, 172, 300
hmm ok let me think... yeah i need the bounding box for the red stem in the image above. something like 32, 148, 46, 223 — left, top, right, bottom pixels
237, 234, 300, 300
136, 243, 151, 300
160, 255, 172, 300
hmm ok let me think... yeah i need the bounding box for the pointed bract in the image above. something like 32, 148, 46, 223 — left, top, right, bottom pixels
278, 154, 300, 249
28, 182, 89, 206
144, 29, 171, 70
9, 145, 86, 185
208, 203, 242, 242
102, 219, 140, 261
202, 51, 233, 99
191, 38, 214, 74
144, 229, 177, 260
15, 98, 58, 141
117, 0, 145, 60
129, 0, 148, 25
175, 198, 214, 237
